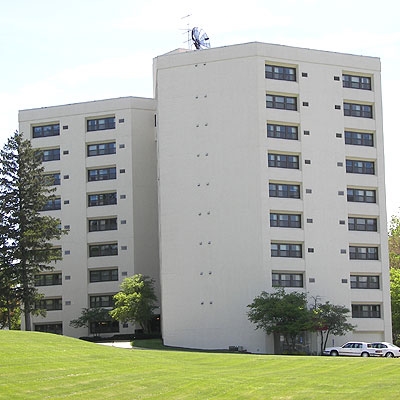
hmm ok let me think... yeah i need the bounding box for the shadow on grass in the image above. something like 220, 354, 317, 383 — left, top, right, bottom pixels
133, 339, 246, 354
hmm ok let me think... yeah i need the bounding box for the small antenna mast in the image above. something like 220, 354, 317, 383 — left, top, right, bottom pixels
181, 14, 192, 49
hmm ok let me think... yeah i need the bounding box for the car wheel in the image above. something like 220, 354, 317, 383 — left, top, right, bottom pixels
361, 352, 370, 357
385, 352, 394, 358
330, 350, 339, 356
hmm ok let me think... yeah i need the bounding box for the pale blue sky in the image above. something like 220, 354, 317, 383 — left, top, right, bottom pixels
1, 0, 399, 218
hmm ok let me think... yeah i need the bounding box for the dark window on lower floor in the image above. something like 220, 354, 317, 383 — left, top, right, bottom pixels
90, 295, 115, 308
350, 275, 380, 289
89, 218, 118, 232
35, 298, 62, 311
270, 213, 301, 228
88, 192, 117, 207
90, 320, 119, 334
267, 123, 298, 140
271, 243, 302, 258
89, 243, 118, 257
272, 273, 303, 287
348, 217, 377, 231
90, 269, 118, 283
352, 304, 381, 318
347, 188, 376, 203
269, 183, 300, 199
346, 159, 375, 175
35, 273, 62, 286
349, 246, 378, 260
34, 323, 63, 335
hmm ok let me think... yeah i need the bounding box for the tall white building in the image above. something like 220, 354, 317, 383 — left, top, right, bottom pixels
19, 41, 391, 353
19, 97, 159, 337
155, 42, 391, 354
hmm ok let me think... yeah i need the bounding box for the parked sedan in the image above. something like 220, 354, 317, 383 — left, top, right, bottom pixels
370, 342, 400, 358
323, 342, 373, 357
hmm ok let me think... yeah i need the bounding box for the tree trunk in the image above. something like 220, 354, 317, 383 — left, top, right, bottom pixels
24, 302, 31, 331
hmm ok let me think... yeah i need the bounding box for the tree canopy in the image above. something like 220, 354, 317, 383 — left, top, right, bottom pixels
389, 214, 400, 269
247, 288, 312, 353
70, 308, 113, 337
0, 131, 65, 330
311, 301, 355, 354
110, 274, 158, 334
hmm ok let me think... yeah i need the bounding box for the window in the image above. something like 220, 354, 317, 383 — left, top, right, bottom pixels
87, 142, 116, 157
35, 273, 62, 286
272, 273, 303, 287
266, 94, 297, 110
348, 217, 377, 232
271, 243, 302, 258
43, 173, 60, 186
35, 298, 62, 311
87, 117, 115, 131
88, 167, 116, 181
352, 304, 381, 318
345, 131, 373, 147
268, 153, 299, 169
267, 124, 298, 140
343, 74, 371, 90
270, 213, 301, 228
90, 295, 115, 308
347, 188, 376, 203
350, 275, 380, 289
88, 192, 117, 207
32, 124, 60, 138
90, 320, 119, 334
41, 197, 61, 211
265, 64, 296, 81
349, 246, 378, 260
34, 323, 62, 335
344, 103, 373, 118
346, 160, 374, 175
39, 148, 60, 162
90, 269, 118, 283
89, 218, 118, 232
89, 243, 118, 257
269, 183, 300, 199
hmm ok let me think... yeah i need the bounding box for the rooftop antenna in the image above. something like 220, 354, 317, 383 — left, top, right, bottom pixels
191, 27, 210, 50
181, 14, 192, 49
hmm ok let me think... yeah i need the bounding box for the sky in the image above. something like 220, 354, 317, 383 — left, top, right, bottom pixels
1, 0, 399, 219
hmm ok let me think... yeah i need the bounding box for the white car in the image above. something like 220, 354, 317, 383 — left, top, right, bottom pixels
370, 342, 400, 358
323, 342, 373, 357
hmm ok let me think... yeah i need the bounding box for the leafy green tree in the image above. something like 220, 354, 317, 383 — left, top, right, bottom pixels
390, 268, 400, 344
70, 308, 113, 337
311, 301, 355, 355
0, 131, 64, 330
247, 288, 313, 353
110, 274, 158, 334
389, 214, 400, 269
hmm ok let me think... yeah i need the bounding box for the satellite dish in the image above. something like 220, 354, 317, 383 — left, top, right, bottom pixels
191, 27, 210, 50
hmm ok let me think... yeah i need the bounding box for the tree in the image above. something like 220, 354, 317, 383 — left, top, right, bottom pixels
311, 301, 355, 355
0, 131, 64, 330
389, 213, 400, 269
388, 213, 400, 343
110, 274, 158, 334
390, 268, 400, 344
247, 288, 313, 353
70, 308, 113, 337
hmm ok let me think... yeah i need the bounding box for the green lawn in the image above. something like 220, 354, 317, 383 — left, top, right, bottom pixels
1, 331, 399, 399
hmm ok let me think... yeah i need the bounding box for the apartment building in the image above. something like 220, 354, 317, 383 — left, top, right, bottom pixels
154, 42, 391, 353
19, 97, 159, 337
19, 41, 391, 354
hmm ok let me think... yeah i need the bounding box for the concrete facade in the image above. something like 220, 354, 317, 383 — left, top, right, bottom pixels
155, 42, 391, 354
19, 97, 159, 337
19, 41, 391, 354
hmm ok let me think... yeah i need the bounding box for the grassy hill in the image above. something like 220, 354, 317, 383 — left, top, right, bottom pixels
0, 330, 399, 399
